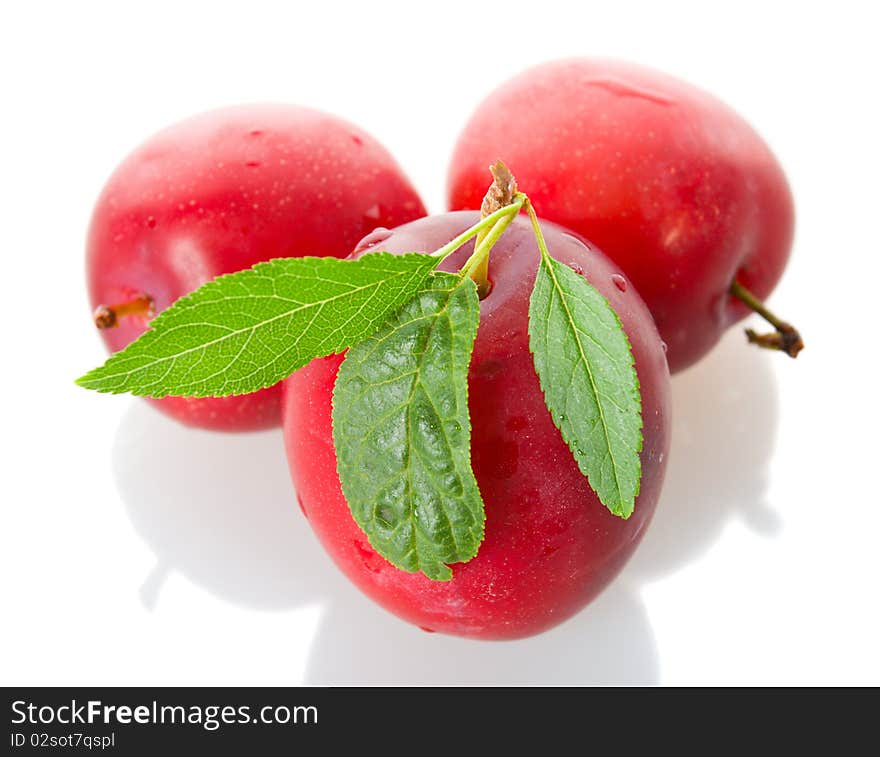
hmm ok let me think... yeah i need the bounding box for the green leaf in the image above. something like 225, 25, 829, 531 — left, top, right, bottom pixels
528, 256, 643, 518
76, 252, 439, 398
332, 272, 484, 581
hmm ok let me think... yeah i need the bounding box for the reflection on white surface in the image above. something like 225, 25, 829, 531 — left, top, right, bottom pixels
111, 330, 778, 684
306, 581, 657, 685
112, 410, 337, 611
626, 331, 781, 581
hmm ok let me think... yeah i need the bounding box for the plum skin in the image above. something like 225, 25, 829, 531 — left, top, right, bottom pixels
282, 212, 671, 639
87, 104, 425, 430
447, 58, 795, 373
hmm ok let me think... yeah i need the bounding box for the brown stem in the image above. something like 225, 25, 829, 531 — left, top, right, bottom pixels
93, 294, 154, 329
480, 161, 518, 218
730, 281, 803, 358
470, 161, 518, 297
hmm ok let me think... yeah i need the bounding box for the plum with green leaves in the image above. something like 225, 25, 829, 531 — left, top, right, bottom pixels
78, 165, 671, 639
86, 104, 425, 430
283, 209, 671, 639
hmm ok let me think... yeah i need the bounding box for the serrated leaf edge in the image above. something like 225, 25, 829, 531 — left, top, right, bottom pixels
331, 272, 485, 581
76, 252, 439, 398
528, 256, 643, 518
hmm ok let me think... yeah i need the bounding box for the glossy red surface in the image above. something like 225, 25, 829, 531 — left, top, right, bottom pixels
283, 212, 671, 638
448, 59, 794, 372
87, 104, 425, 429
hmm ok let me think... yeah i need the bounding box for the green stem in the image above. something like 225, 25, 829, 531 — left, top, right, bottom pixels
458, 203, 521, 295
431, 201, 523, 261
524, 198, 552, 262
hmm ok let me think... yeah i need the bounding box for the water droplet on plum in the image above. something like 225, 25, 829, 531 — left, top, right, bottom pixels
353, 540, 381, 574
562, 232, 588, 249
583, 76, 674, 106
353, 227, 393, 254
612, 274, 627, 292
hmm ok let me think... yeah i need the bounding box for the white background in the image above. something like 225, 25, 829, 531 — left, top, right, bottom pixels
2, 0, 878, 685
